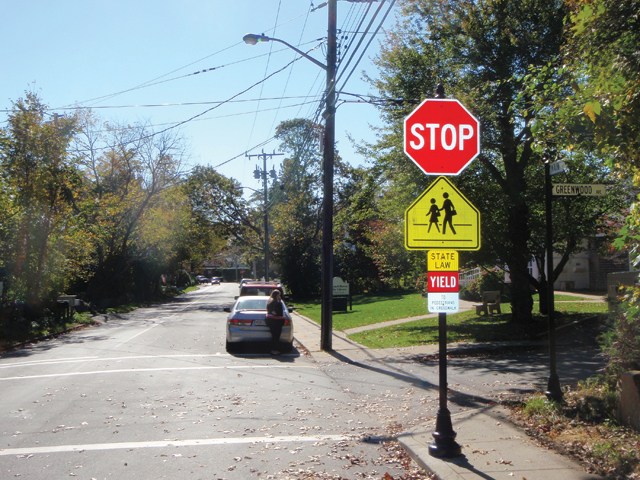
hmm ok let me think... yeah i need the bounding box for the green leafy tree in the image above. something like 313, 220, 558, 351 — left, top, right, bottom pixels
72, 116, 187, 305
183, 165, 264, 259
0, 93, 83, 318
269, 119, 324, 296
334, 169, 385, 293
370, 0, 569, 322
547, 0, 640, 385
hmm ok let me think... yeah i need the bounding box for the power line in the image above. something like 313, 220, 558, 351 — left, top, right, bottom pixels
55, 9, 316, 110
53, 96, 322, 110
337, 0, 396, 94
335, 0, 386, 88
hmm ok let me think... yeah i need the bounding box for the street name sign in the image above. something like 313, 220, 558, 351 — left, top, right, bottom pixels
404, 99, 480, 176
549, 160, 567, 176
405, 177, 481, 251
552, 184, 606, 196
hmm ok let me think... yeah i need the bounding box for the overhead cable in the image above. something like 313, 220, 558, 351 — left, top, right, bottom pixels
337, 0, 396, 94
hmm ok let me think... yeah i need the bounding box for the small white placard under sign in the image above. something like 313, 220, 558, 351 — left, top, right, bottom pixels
428, 293, 459, 313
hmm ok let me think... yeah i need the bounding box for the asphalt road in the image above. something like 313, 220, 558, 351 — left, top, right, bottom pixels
1, 285, 605, 479
0, 283, 430, 480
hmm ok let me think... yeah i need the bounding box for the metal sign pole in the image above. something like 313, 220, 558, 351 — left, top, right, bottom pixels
545, 159, 563, 402
429, 312, 462, 457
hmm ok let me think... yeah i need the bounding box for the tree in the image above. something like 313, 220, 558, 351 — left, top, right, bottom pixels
72, 115, 188, 305
268, 118, 358, 296
370, 0, 569, 322
549, 0, 640, 385
183, 165, 264, 258
511, 0, 637, 311
0, 92, 83, 316
269, 119, 324, 296
334, 168, 385, 293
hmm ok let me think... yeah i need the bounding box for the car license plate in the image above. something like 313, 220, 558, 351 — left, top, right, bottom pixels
254, 319, 266, 326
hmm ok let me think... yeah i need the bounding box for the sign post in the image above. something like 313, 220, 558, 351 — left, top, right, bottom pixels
403, 86, 479, 458
544, 158, 563, 402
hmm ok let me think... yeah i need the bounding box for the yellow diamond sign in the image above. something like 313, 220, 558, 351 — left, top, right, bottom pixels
405, 176, 480, 250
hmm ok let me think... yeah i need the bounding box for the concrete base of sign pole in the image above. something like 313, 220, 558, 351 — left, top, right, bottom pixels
429, 408, 462, 458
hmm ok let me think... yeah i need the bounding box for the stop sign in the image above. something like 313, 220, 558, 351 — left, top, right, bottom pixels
404, 99, 480, 176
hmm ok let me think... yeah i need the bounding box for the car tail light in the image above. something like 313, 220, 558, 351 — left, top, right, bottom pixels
228, 318, 253, 325
283, 319, 291, 325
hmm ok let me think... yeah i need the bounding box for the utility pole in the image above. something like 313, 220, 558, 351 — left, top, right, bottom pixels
321, 0, 337, 351
245, 150, 283, 281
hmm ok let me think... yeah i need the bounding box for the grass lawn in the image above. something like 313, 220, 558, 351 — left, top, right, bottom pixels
293, 290, 609, 349
292, 290, 433, 330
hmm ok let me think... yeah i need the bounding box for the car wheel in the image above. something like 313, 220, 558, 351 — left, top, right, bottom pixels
282, 342, 294, 353
226, 340, 238, 353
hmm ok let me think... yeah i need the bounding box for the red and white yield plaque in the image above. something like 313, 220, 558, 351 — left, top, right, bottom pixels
427, 250, 459, 313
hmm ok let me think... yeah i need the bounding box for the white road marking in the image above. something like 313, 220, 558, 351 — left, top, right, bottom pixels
0, 353, 228, 369
114, 323, 160, 348
0, 364, 315, 381
0, 356, 101, 369
0, 434, 354, 456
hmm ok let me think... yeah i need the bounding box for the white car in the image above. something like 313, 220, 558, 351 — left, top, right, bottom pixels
223, 296, 294, 353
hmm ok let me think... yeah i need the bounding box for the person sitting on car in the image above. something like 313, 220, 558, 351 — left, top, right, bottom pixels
266, 290, 285, 355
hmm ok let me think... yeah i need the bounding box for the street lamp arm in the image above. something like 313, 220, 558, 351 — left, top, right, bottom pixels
243, 33, 327, 71
236, 185, 261, 194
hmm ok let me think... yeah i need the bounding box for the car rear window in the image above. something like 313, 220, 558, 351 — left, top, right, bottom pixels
235, 298, 268, 311
240, 286, 279, 296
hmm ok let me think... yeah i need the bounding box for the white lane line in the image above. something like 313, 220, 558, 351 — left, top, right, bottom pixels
0, 353, 229, 370
0, 365, 315, 381
0, 434, 353, 456
0, 356, 101, 369
114, 323, 160, 349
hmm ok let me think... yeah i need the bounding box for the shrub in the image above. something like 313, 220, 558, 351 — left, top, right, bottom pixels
466, 268, 505, 300
415, 273, 429, 293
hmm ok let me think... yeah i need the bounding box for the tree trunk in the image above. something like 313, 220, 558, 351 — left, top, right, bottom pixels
506, 195, 534, 324
538, 278, 549, 315
509, 260, 534, 323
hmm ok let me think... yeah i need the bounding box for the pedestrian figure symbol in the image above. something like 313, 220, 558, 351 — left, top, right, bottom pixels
427, 198, 440, 233
441, 192, 456, 235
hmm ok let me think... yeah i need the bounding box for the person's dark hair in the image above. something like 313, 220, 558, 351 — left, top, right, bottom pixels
270, 290, 281, 300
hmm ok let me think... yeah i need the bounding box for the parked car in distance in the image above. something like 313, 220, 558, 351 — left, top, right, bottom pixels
196, 275, 210, 284
223, 296, 294, 353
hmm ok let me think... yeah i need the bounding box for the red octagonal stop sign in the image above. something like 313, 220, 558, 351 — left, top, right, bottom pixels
404, 99, 480, 176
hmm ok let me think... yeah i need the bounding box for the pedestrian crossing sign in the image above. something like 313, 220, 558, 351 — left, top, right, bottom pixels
405, 176, 481, 250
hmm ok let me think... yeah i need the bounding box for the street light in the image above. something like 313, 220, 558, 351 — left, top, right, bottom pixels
242, 34, 328, 71
243, 0, 337, 351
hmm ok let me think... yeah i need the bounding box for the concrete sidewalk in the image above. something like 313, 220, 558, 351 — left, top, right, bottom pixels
292, 311, 602, 480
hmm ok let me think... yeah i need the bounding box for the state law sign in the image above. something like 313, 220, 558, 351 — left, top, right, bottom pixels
404, 99, 480, 176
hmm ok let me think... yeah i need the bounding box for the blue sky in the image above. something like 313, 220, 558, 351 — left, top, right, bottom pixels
1, 1, 397, 189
